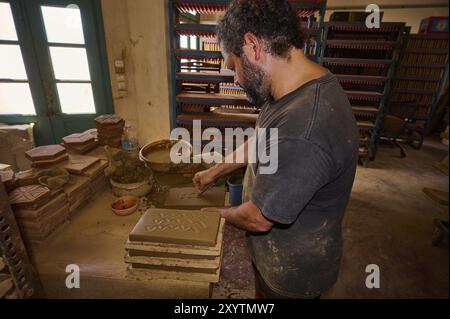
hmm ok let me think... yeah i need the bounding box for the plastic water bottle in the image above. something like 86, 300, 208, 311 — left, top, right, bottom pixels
121, 124, 139, 155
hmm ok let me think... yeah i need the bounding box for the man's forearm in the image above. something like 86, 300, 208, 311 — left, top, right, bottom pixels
208, 139, 251, 179
217, 201, 273, 233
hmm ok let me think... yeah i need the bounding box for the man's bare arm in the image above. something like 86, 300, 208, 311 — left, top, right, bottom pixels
203, 201, 274, 233
193, 139, 251, 192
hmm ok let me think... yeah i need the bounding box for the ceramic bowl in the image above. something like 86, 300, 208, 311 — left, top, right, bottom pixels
111, 195, 139, 216
110, 178, 152, 197
139, 139, 192, 172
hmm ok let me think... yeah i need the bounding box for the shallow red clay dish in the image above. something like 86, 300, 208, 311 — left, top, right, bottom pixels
111, 195, 139, 216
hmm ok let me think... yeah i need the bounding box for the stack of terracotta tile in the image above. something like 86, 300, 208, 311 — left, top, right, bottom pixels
8, 185, 69, 244
63, 175, 91, 217
125, 208, 225, 284
25, 145, 68, 169
62, 154, 102, 216
82, 158, 109, 194
95, 115, 124, 148
0, 170, 16, 192
62, 129, 98, 154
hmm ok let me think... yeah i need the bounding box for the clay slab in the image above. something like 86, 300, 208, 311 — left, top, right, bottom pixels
129, 208, 221, 247
14, 193, 67, 221
62, 131, 96, 146
85, 128, 98, 139
164, 187, 226, 210
18, 203, 69, 236
25, 145, 66, 161
85, 146, 108, 161
20, 206, 69, 240
127, 265, 220, 283
31, 154, 69, 168
95, 114, 124, 126
8, 185, 51, 209
130, 263, 219, 275
69, 189, 91, 214
125, 217, 225, 257
82, 159, 108, 178
65, 140, 98, 154
127, 250, 217, 260
63, 175, 91, 202
64, 155, 100, 175
97, 125, 124, 135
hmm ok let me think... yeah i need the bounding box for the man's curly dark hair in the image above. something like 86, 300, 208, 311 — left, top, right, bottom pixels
216, 0, 304, 58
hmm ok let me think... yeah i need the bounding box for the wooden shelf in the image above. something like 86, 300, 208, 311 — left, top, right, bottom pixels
175, 23, 322, 37
321, 21, 407, 164
174, 0, 326, 15
175, 49, 223, 60
325, 39, 397, 48
328, 21, 406, 33
177, 112, 257, 127
359, 147, 369, 157
345, 90, 384, 98
400, 63, 447, 69
321, 57, 393, 66
352, 106, 379, 113
357, 121, 375, 129
176, 72, 234, 83
404, 48, 449, 54
396, 75, 441, 82
176, 92, 251, 106
393, 88, 436, 95
337, 74, 388, 83
170, 0, 328, 137
175, 23, 216, 37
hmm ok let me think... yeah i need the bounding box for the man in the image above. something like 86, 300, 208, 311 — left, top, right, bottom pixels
193, 0, 358, 299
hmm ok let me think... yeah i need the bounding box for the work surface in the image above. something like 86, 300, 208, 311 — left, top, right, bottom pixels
30, 191, 214, 298
29, 170, 223, 298
28, 173, 255, 299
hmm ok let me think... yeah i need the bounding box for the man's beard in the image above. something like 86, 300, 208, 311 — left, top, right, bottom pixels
240, 54, 270, 106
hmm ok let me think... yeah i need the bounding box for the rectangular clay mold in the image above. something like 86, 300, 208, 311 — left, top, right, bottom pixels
129, 208, 221, 247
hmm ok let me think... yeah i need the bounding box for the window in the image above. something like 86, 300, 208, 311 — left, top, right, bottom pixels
0, 0, 113, 145
0, 2, 35, 115
41, 5, 95, 114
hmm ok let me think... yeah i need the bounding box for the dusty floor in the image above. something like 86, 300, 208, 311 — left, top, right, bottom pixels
213, 140, 449, 299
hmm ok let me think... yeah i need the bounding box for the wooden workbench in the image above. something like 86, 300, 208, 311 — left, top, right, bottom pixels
28, 184, 213, 299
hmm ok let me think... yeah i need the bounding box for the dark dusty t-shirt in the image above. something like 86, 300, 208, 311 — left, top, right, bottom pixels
244, 72, 359, 298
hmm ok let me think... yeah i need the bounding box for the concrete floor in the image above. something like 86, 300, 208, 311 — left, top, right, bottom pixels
214, 140, 449, 299
330, 141, 449, 298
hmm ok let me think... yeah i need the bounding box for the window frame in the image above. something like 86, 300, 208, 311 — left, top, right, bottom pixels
0, 0, 113, 145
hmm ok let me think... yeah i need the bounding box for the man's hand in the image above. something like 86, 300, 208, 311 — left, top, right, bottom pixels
193, 169, 217, 194
202, 202, 274, 233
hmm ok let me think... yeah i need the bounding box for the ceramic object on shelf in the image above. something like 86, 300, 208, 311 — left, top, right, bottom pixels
111, 195, 139, 216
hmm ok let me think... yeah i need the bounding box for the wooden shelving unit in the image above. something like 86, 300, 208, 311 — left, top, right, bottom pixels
387, 33, 449, 149
319, 21, 408, 166
168, 0, 328, 139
